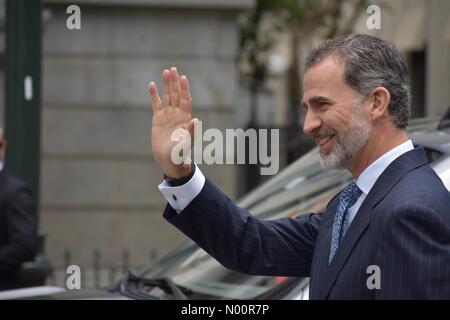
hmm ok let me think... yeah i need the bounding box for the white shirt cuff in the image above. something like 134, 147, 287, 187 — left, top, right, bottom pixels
158, 165, 206, 213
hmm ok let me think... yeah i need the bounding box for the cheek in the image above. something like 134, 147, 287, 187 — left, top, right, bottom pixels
322, 109, 352, 132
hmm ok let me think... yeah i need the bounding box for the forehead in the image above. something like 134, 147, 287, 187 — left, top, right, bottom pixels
302, 56, 354, 103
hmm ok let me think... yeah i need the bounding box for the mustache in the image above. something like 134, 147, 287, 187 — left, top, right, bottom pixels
312, 128, 337, 140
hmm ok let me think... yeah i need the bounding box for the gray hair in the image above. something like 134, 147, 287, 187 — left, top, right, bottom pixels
305, 34, 411, 129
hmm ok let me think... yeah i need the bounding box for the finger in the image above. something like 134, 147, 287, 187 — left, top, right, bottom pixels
148, 82, 162, 112
170, 67, 181, 107
162, 69, 171, 106
180, 75, 192, 113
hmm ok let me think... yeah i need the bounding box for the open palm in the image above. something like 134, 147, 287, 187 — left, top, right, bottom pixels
149, 67, 197, 179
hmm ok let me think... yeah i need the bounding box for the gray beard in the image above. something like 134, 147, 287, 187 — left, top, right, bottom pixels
319, 107, 372, 170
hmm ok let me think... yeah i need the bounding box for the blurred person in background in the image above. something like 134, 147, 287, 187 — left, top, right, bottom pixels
0, 128, 38, 290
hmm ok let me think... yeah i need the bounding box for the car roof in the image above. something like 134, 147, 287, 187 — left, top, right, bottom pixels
407, 117, 450, 153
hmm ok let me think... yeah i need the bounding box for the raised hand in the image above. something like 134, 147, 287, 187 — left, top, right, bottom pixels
149, 67, 198, 179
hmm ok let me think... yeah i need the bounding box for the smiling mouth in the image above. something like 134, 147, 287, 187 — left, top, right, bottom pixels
316, 134, 336, 147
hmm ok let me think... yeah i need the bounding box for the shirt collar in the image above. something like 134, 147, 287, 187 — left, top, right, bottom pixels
355, 140, 414, 195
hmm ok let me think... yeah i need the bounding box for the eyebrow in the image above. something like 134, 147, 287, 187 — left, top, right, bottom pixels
301, 96, 333, 109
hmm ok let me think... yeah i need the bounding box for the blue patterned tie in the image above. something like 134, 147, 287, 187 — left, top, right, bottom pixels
329, 182, 362, 263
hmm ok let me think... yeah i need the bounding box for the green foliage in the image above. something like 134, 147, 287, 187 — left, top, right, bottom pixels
238, 0, 368, 125
238, 0, 368, 87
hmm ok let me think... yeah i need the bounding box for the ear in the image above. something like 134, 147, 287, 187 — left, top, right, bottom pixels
369, 87, 391, 120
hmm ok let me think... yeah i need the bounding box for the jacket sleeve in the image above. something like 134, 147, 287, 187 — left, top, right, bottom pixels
375, 202, 450, 299
163, 178, 322, 277
0, 185, 38, 271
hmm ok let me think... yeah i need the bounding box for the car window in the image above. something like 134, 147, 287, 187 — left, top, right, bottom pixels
240, 149, 352, 217
424, 147, 445, 163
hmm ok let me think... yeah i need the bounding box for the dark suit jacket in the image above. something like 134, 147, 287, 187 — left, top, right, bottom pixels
163, 147, 450, 299
0, 171, 38, 290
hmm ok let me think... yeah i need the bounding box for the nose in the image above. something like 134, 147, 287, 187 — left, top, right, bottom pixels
303, 109, 321, 136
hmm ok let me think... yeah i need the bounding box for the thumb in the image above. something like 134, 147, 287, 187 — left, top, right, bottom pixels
183, 117, 199, 140
181, 118, 199, 147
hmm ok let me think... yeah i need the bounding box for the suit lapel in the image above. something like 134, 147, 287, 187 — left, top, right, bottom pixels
313, 146, 429, 299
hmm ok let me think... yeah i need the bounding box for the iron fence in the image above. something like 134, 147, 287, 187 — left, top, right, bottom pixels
46, 248, 158, 289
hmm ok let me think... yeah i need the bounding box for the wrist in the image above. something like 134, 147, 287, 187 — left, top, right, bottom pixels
164, 164, 196, 186
163, 163, 193, 180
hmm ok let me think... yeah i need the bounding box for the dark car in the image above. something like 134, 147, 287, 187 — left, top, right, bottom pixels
1, 114, 450, 300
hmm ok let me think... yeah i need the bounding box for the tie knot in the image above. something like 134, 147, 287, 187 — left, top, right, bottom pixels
341, 182, 362, 207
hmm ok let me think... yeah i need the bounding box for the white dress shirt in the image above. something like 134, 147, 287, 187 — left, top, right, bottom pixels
158, 140, 415, 221
158, 164, 205, 212
347, 139, 414, 224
